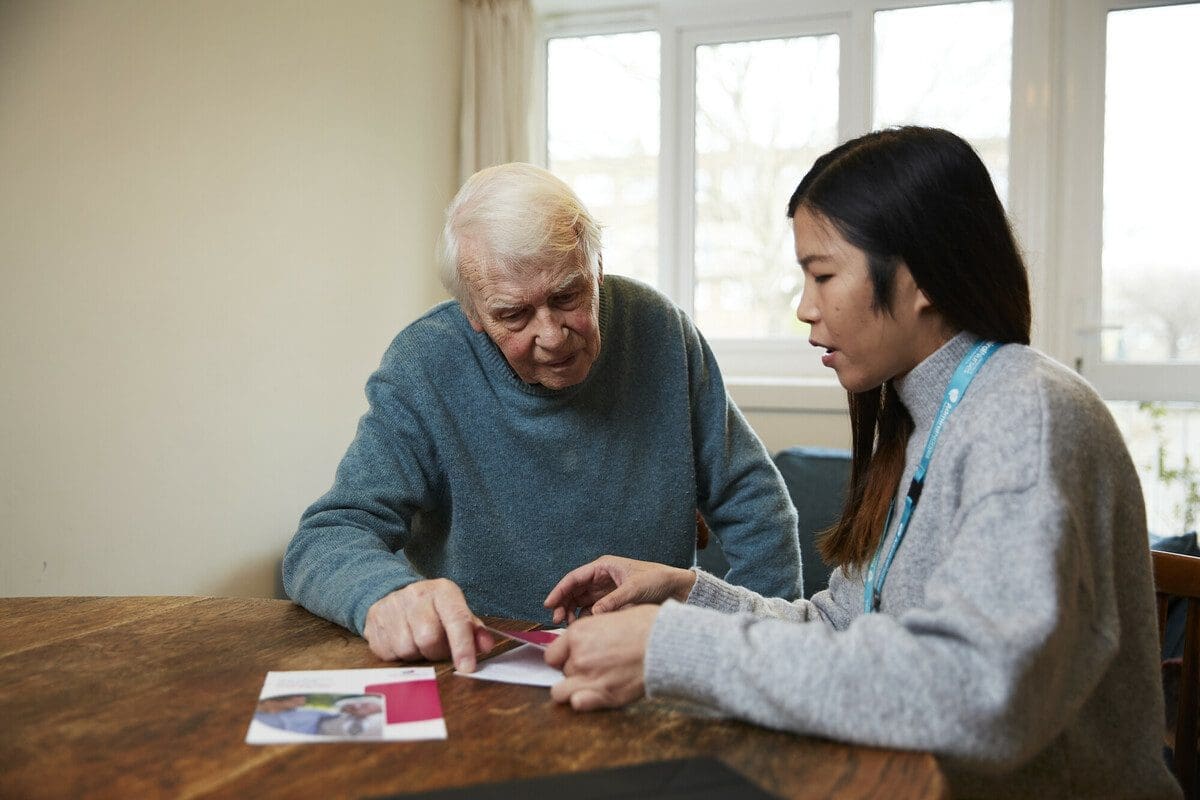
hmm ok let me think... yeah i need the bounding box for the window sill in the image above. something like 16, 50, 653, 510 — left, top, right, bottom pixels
725, 376, 847, 413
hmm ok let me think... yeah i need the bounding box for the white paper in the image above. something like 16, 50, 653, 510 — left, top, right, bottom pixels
457, 631, 564, 687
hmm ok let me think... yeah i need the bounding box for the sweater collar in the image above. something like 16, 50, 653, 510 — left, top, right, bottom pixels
892, 331, 979, 430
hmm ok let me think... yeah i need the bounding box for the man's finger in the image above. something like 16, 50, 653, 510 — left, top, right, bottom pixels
390, 611, 421, 661
371, 610, 415, 661
366, 629, 395, 661
432, 593, 479, 671
473, 622, 495, 656
408, 608, 450, 662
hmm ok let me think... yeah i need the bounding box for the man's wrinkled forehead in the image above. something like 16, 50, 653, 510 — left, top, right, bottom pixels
488, 270, 590, 313
467, 251, 590, 301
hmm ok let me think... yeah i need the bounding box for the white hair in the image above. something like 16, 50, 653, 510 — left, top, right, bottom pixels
436, 163, 602, 308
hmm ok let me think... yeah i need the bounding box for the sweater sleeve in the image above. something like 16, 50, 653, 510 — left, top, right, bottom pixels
685, 325, 803, 600
686, 567, 826, 622
645, 479, 1118, 773
282, 362, 441, 636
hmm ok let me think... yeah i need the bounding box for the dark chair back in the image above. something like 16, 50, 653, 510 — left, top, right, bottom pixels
695, 446, 850, 599
775, 447, 850, 597
1153, 549, 1200, 798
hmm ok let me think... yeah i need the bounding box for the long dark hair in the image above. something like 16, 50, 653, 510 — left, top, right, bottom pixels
787, 126, 1031, 570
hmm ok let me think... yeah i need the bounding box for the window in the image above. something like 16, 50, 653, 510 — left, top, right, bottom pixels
538, 0, 1200, 533
1057, 0, 1200, 535
539, 0, 1014, 378
546, 32, 660, 288
1100, 4, 1200, 366
1109, 401, 1200, 536
692, 32, 840, 339
873, 1, 1012, 199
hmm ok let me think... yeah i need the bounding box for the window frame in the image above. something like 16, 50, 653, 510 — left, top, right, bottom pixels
533, 0, 1198, 407
1056, 0, 1200, 402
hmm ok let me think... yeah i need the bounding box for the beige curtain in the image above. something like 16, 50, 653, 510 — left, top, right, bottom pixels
459, 0, 535, 183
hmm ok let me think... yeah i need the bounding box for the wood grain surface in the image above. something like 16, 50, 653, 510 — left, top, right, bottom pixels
0, 597, 946, 799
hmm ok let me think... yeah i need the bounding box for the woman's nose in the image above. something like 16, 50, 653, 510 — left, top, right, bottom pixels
796, 285, 818, 325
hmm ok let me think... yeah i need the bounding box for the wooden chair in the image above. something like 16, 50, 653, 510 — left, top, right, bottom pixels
1153, 549, 1200, 798
695, 511, 712, 551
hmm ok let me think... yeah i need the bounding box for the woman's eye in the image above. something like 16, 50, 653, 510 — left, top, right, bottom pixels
810, 274, 831, 285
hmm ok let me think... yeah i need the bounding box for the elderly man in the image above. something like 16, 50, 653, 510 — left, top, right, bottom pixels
283, 163, 800, 672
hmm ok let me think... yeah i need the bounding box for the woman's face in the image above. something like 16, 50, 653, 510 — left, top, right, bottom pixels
793, 207, 944, 393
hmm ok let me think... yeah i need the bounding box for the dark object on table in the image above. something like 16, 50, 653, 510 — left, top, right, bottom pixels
375, 757, 780, 800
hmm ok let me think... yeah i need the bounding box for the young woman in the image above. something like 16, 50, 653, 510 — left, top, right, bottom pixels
542, 127, 1180, 799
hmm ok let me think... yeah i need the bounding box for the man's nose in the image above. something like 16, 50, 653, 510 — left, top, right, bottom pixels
534, 309, 568, 348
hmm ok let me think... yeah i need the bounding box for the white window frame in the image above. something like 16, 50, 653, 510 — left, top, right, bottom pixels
677, 15, 854, 378
534, 0, 1197, 409
1057, 0, 1200, 402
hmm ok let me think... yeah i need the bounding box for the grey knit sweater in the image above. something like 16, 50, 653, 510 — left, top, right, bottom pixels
645, 333, 1180, 799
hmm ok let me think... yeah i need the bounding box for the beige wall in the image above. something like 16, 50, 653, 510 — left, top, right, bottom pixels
0, 1, 462, 598
743, 410, 850, 456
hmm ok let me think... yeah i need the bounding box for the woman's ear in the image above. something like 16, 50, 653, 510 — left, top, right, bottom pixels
894, 262, 933, 316
914, 286, 934, 314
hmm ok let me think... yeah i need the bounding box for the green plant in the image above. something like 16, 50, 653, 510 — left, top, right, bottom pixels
1138, 401, 1200, 532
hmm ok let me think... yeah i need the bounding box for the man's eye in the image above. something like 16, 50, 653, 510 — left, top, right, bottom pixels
809, 274, 831, 285
498, 310, 525, 322
554, 292, 579, 306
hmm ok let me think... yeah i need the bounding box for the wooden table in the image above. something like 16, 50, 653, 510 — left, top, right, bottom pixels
0, 597, 946, 799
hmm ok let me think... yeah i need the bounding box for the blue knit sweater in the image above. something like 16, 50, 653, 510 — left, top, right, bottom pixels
283, 276, 801, 634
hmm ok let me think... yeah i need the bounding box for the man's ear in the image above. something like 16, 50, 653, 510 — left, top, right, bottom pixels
457, 263, 485, 332
597, 253, 604, 286
465, 304, 484, 333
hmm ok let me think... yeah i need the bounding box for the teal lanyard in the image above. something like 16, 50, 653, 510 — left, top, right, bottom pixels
863, 340, 1001, 614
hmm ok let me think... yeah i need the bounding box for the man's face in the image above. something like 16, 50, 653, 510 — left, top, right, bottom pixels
464, 253, 602, 390
338, 700, 382, 718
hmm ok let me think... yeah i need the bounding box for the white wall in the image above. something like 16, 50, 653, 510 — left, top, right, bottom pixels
0, 0, 462, 598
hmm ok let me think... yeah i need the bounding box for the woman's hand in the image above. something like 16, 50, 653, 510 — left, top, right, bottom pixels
543, 555, 697, 624
544, 605, 659, 711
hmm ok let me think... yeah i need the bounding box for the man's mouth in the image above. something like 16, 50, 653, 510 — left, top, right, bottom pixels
542, 353, 577, 368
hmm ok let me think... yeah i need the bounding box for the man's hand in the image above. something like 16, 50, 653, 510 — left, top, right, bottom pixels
544, 605, 658, 711
363, 578, 494, 672
543, 555, 697, 624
